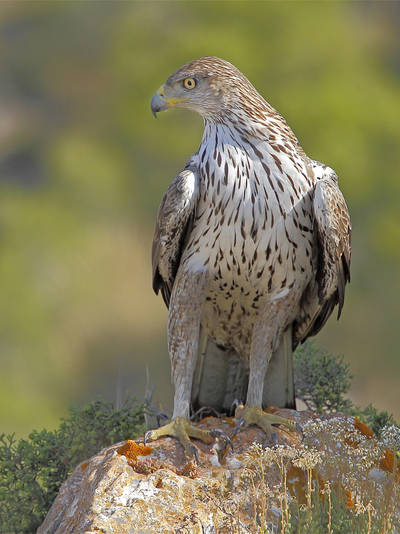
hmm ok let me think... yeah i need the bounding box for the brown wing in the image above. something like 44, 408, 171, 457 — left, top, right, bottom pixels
152, 166, 199, 308
297, 170, 351, 342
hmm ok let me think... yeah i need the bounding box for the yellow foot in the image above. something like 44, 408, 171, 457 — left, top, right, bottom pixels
233, 405, 301, 445
144, 416, 232, 463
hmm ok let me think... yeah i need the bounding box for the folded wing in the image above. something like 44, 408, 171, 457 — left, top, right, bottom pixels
297, 168, 351, 342
152, 166, 199, 308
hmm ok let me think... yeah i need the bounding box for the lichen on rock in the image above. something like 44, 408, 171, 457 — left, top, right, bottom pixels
38, 410, 400, 534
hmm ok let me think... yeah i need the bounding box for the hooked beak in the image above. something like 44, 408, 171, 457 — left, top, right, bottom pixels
151, 86, 168, 118
150, 85, 189, 118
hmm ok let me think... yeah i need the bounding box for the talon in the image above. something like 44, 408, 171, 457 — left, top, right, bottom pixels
210, 429, 233, 463
210, 429, 234, 451
232, 405, 300, 445
188, 444, 199, 464
144, 430, 153, 445
156, 413, 169, 427
141, 417, 220, 462
231, 417, 246, 439
231, 398, 241, 413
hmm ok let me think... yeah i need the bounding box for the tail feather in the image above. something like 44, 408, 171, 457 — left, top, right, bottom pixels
262, 326, 295, 409
191, 326, 295, 415
191, 329, 248, 414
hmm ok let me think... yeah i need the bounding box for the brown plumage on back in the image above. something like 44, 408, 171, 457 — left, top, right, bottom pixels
147, 57, 351, 459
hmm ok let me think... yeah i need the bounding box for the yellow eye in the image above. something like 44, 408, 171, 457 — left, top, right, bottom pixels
183, 77, 196, 90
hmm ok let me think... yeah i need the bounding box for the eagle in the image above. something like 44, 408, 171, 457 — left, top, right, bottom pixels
146, 57, 351, 458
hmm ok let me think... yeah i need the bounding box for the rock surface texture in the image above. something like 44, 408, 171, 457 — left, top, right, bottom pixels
38, 409, 399, 534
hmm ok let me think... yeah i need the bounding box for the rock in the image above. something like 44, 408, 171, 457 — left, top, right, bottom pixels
38, 409, 400, 534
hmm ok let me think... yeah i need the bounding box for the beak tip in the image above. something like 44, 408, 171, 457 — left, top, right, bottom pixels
151, 89, 167, 118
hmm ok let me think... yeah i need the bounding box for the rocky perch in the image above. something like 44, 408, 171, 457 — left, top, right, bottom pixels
38, 409, 399, 534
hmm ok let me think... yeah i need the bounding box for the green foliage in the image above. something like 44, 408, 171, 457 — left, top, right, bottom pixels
350, 404, 396, 438
294, 341, 397, 436
294, 341, 353, 413
0, 397, 145, 534
245, 428, 399, 534
287, 483, 391, 534
0, 345, 397, 532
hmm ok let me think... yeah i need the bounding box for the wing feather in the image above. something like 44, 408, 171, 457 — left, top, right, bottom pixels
152, 166, 199, 308
313, 173, 351, 315
296, 168, 351, 342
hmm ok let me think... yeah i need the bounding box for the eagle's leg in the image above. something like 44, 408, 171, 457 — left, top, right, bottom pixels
234, 405, 297, 444
146, 270, 230, 461
144, 416, 214, 461
234, 299, 298, 443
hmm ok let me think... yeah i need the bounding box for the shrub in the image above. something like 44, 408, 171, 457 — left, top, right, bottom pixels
294, 341, 396, 437
294, 341, 353, 413
0, 397, 145, 533
0, 344, 397, 533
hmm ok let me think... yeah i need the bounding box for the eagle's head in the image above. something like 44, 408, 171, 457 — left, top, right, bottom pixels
151, 57, 263, 122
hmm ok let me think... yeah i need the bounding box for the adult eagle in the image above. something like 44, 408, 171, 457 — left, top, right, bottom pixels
146, 57, 351, 458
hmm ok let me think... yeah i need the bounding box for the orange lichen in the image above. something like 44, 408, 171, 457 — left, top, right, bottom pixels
287, 464, 307, 503
134, 456, 199, 478
353, 418, 375, 439
287, 467, 326, 505
116, 440, 199, 478
350, 419, 399, 477
117, 440, 152, 468
380, 449, 400, 478
80, 461, 89, 471
176, 461, 199, 478
345, 490, 355, 510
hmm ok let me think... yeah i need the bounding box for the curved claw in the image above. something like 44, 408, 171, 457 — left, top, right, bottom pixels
144, 430, 153, 445
231, 417, 247, 439
231, 398, 242, 413
209, 429, 233, 463
156, 413, 169, 427
209, 429, 234, 451
188, 444, 199, 464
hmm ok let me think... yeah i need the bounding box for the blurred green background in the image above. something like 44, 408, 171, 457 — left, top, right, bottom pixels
1, 1, 399, 436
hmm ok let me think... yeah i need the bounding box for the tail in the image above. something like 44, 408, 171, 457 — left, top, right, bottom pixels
262, 325, 295, 409
191, 328, 248, 415
191, 326, 295, 415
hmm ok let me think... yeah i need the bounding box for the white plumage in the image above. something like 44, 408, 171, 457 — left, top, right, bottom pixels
149, 57, 351, 451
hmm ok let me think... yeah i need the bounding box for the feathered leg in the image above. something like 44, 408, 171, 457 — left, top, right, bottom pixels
146, 270, 231, 460
234, 297, 299, 443
168, 270, 207, 419
191, 327, 294, 415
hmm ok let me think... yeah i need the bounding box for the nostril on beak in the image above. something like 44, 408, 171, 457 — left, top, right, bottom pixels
151, 91, 167, 118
